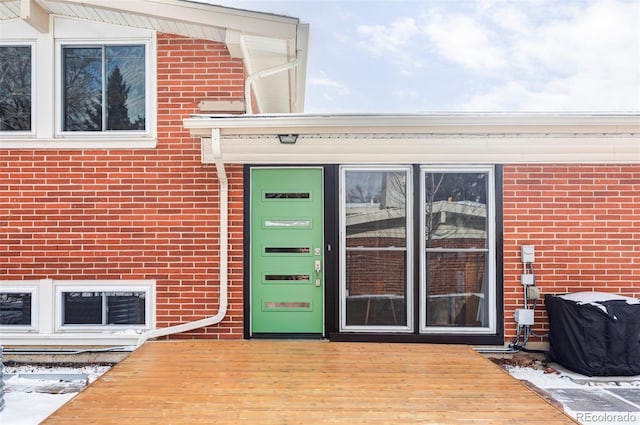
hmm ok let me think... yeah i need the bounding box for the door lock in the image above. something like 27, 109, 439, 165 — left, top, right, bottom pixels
314, 260, 322, 287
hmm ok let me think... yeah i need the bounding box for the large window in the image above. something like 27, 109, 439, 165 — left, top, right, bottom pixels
340, 166, 413, 332
338, 165, 497, 336
62, 44, 146, 132
0, 44, 32, 132
420, 166, 496, 334
0, 17, 155, 147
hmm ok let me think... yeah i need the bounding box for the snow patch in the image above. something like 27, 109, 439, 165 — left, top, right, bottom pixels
558, 291, 639, 304
557, 291, 639, 317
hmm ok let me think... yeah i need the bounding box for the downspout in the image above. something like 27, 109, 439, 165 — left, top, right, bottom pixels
245, 54, 303, 114
137, 128, 228, 346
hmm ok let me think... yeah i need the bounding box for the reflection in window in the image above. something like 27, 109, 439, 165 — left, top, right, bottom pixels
0, 292, 32, 325
0, 46, 31, 131
345, 170, 407, 248
62, 291, 145, 325
423, 171, 490, 328
63, 45, 145, 131
342, 169, 411, 329
424, 172, 487, 249
426, 252, 487, 327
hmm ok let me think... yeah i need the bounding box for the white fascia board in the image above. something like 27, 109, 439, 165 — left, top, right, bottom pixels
197, 134, 640, 164
291, 23, 309, 113
47, 0, 300, 39
184, 113, 640, 136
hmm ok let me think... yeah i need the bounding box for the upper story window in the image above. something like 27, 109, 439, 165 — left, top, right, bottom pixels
0, 17, 156, 148
62, 44, 146, 132
0, 44, 33, 132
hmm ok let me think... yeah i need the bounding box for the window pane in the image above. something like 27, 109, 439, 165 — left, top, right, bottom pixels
424, 172, 487, 249
345, 250, 407, 326
63, 292, 102, 324
106, 292, 145, 324
106, 46, 145, 130
0, 46, 31, 131
0, 292, 32, 325
426, 251, 488, 327
63, 47, 102, 131
345, 171, 406, 248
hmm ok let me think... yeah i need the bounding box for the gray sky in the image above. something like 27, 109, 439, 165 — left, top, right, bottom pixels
210, 0, 640, 113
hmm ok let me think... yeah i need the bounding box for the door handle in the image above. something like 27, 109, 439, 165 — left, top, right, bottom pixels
314, 260, 322, 287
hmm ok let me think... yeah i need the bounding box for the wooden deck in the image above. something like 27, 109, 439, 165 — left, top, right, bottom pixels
43, 340, 577, 424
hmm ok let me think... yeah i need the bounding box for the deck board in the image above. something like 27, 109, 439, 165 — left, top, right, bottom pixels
43, 340, 577, 424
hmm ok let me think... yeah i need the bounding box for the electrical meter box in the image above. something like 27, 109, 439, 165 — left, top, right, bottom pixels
521, 245, 535, 263
514, 308, 535, 326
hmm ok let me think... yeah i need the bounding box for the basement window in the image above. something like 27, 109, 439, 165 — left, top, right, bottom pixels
0, 285, 38, 331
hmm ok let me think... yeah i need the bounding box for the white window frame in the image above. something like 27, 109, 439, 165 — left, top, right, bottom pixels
0, 283, 39, 332
0, 16, 157, 148
55, 280, 155, 332
0, 41, 36, 136
339, 165, 414, 333
55, 39, 153, 138
419, 165, 497, 335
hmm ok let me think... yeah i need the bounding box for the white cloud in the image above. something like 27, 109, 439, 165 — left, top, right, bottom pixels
392, 89, 418, 99
345, 0, 638, 111
354, 17, 425, 75
424, 12, 509, 72
356, 17, 419, 56
410, 0, 638, 111
308, 72, 351, 102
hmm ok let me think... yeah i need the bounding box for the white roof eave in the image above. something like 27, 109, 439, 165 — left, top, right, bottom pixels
1, 0, 307, 113
185, 113, 640, 165
183, 112, 640, 135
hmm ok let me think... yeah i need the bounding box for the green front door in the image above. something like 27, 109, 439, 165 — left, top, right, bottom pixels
250, 167, 324, 335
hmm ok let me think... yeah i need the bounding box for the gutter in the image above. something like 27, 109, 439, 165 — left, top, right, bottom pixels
136, 128, 228, 346
245, 54, 304, 114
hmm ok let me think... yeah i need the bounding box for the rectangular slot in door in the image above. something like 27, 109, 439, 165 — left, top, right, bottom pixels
263, 301, 312, 311
265, 192, 310, 200
264, 247, 310, 254
264, 219, 311, 228
264, 274, 311, 283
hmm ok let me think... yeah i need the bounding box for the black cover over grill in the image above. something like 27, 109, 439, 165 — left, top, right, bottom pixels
545, 293, 640, 376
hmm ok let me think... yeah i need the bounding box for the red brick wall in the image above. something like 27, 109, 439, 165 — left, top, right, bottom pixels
0, 33, 246, 339
503, 164, 640, 342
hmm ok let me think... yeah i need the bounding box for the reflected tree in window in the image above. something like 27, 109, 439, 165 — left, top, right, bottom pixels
424, 172, 487, 249
63, 45, 145, 131
424, 171, 490, 328
0, 46, 31, 131
63, 47, 102, 131
344, 170, 410, 328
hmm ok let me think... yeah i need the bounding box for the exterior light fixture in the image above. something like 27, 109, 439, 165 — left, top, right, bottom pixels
278, 134, 298, 144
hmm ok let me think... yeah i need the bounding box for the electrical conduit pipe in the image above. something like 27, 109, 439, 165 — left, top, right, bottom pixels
137, 128, 228, 347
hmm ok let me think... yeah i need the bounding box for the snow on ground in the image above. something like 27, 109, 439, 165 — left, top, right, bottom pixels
506, 365, 640, 425
1, 392, 76, 424
1, 364, 110, 425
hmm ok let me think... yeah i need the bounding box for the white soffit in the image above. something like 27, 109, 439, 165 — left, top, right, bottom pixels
0, 0, 307, 113
186, 113, 640, 164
